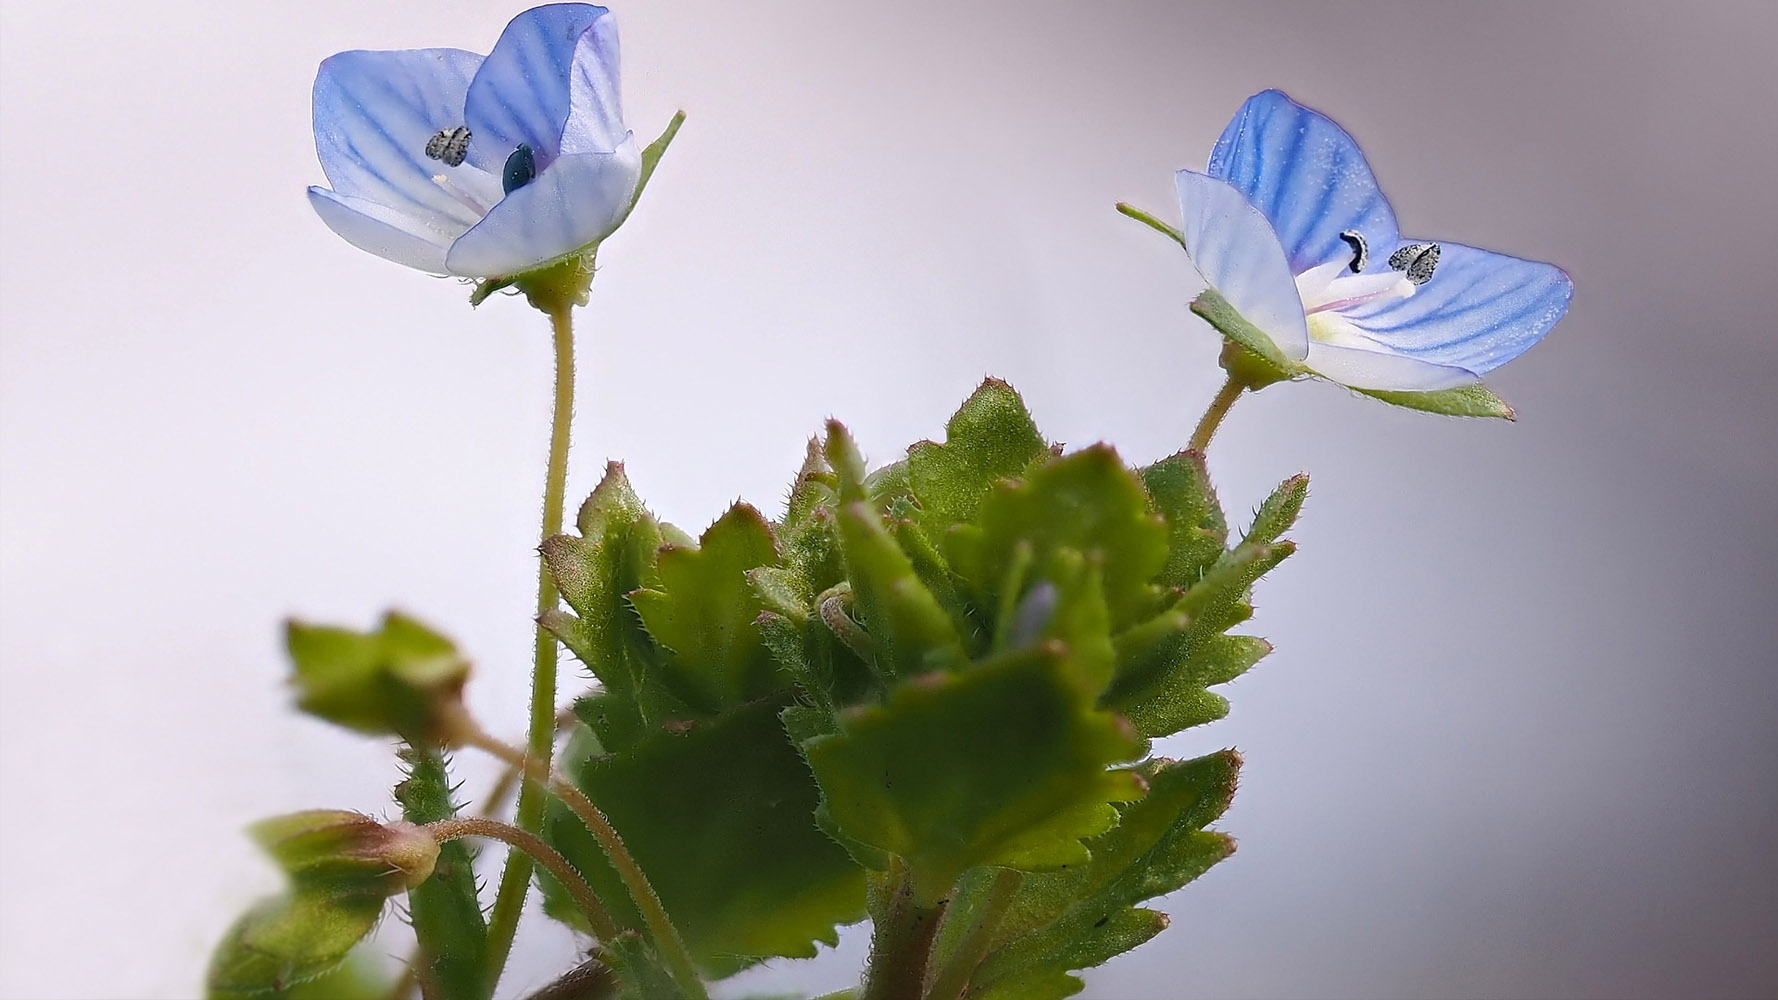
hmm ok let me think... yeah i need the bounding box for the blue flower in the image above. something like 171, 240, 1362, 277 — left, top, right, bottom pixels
308, 4, 643, 279
1161, 90, 1571, 401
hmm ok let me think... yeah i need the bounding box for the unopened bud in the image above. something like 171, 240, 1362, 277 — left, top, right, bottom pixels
251, 809, 440, 897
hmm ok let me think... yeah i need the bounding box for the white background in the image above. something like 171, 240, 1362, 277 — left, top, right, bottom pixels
2, 1, 1774, 997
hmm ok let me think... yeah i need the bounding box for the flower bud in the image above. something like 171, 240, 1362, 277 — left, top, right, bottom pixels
286, 611, 470, 745
251, 809, 440, 897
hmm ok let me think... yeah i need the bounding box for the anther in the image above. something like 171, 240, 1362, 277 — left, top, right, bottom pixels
1339, 230, 1369, 273
1387, 242, 1440, 285
424, 126, 471, 168
502, 144, 537, 194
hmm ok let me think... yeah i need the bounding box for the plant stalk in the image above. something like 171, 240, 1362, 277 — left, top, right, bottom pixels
426, 817, 619, 942
922, 868, 1022, 1000
482, 299, 578, 990
1189, 373, 1245, 453
861, 859, 948, 1000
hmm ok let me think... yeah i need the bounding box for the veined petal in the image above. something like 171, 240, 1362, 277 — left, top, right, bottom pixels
1343, 241, 1573, 374
308, 187, 453, 273
444, 139, 643, 277
1175, 170, 1310, 361
464, 4, 613, 170
1304, 341, 1478, 392
313, 48, 487, 229
1208, 89, 1401, 275
560, 9, 626, 155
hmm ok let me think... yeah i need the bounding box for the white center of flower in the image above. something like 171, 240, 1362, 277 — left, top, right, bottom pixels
432, 173, 496, 220
1294, 259, 1416, 347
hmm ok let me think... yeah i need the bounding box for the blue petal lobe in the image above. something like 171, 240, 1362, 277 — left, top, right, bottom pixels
308, 187, 452, 273
444, 139, 642, 277
560, 10, 627, 155
1343, 241, 1573, 374
1208, 90, 1401, 275
1175, 169, 1310, 361
1304, 341, 1479, 392
464, 4, 613, 170
313, 48, 487, 230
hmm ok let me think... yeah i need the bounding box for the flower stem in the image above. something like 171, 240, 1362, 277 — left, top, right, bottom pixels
1189, 374, 1245, 453
921, 868, 1022, 1000
483, 300, 578, 990
426, 817, 618, 942
861, 859, 948, 1000
449, 708, 708, 999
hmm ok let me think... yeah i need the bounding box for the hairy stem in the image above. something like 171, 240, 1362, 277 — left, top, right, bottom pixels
862, 859, 948, 1000
1189, 374, 1245, 453
449, 709, 708, 999
426, 817, 617, 942
394, 745, 489, 1000
922, 868, 1022, 1000
483, 300, 578, 988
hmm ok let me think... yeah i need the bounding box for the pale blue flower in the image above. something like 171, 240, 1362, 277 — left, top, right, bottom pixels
308, 4, 640, 279
1170, 90, 1572, 395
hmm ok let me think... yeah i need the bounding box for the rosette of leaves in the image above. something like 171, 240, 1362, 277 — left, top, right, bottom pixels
538, 378, 1304, 996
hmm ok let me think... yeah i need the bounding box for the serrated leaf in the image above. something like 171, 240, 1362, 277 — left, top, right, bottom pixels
907, 378, 1050, 532
631, 503, 785, 711
947, 446, 1169, 634
972, 909, 1168, 1000
542, 463, 677, 750
802, 644, 1144, 902
968, 753, 1239, 995
1357, 381, 1516, 419
1141, 450, 1228, 588
542, 699, 866, 978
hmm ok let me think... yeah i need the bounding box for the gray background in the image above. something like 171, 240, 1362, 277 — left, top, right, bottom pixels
2, 1, 1774, 997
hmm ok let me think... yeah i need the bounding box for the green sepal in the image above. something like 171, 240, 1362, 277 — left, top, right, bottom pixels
207, 890, 387, 999
1190, 289, 1297, 384
802, 643, 1145, 903
1356, 382, 1517, 419
285, 611, 469, 745
967, 752, 1240, 995
1139, 450, 1228, 590
394, 745, 488, 1000
541, 698, 867, 978
630, 503, 784, 711
1245, 472, 1309, 546
906, 378, 1050, 533
947, 445, 1169, 633
249, 810, 437, 897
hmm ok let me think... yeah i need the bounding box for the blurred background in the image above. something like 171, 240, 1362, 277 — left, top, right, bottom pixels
3, 1, 1774, 997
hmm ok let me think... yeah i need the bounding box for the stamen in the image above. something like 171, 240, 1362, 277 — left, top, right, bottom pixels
502, 144, 537, 195
424, 126, 472, 168
432, 173, 492, 218
1339, 229, 1369, 273
1387, 242, 1440, 285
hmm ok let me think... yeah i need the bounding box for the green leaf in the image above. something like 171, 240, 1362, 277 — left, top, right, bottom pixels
1357, 381, 1516, 419
971, 909, 1168, 1000
1140, 450, 1228, 590
285, 612, 469, 744
907, 378, 1050, 532
542, 699, 867, 978
607, 931, 696, 1000
394, 745, 488, 1000
630, 503, 784, 711
802, 644, 1144, 903
542, 463, 686, 750
207, 890, 385, 999
947, 446, 1169, 633
833, 500, 969, 680
1245, 473, 1309, 546
969, 752, 1240, 995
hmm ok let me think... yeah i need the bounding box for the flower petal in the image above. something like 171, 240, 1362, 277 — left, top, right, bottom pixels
313, 48, 487, 230
1207, 89, 1401, 275
308, 187, 452, 273
464, 4, 614, 169
444, 140, 643, 277
1304, 341, 1479, 392
560, 10, 626, 155
1342, 241, 1573, 374
1175, 170, 1310, 361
